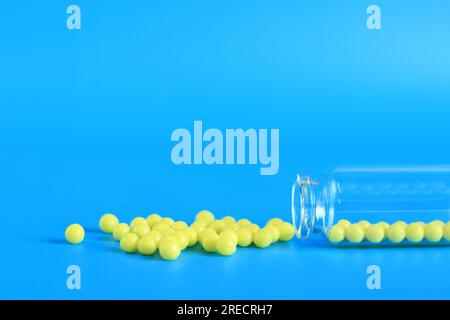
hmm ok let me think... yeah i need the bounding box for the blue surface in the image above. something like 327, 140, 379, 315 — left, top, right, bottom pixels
1, 0, 449, 299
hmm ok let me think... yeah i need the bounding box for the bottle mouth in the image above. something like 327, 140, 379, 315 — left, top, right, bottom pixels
291, 174, 318, 239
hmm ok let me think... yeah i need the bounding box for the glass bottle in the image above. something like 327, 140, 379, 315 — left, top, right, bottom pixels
291, 166, 450, 245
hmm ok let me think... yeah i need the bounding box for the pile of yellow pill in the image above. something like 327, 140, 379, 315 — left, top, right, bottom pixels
65, 211, 296, 261
328, 219, 450, 244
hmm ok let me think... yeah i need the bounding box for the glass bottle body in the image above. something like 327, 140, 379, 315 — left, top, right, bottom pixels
292, 166, 450, 245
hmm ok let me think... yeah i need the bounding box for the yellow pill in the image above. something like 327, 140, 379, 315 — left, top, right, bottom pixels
202, 233, 220, 252
431, 220, 445, 227
415, 221, 426, 227
137, 235, 157, 255
237, 219, 251, 227
217, 237, 237, 256
195, 210, 215, 223
264, 225, 280, 243
247, 223, 260, 235
219, 229, 239, 244
345, 224, 365, 243
443, 222, 450, 241
328, 225, 345, 243
113, 223, 130, 241
161, 228, 175, 236
424, 222, 443, 242
152, 222, 171, 233
221, 216, 235, 225
386, 224, 406, 243
159, 235, 178, 248
393, 221, 407, 229
377, 221, 390, 233
120, 233, 139, 253
278, 222, 295, 241
405, 223, 425, 243
190, 221, 207, 233
199, 228, 217, 243
358, 220, 370, 229
65, 224, 85, 244
146, 214, 161, 227
131, 223, 150, 238
172, 221, 189, 231
99, 213, 119, 233
185, 227, 198, 247
337, 219, 351, 228
159, 241, 181, 260
160, 217, 174, 226
267, 218, 284, 227
236, 228, 253, 247
173, 231, 190, 250
147, 230, 162, 245
210, 220, 226, 234
130, 217, 147, 229
224, 222, 240, 232
365, 224, 385, 243
253, 229, 272, 248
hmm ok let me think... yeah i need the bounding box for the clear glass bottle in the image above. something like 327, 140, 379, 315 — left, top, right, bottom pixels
291, 166, 450, 245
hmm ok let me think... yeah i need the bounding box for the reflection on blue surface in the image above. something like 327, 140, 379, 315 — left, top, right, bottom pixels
0, 1, 449, 299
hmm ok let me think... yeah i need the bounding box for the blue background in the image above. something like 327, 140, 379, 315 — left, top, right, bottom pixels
1, 0, 449, 299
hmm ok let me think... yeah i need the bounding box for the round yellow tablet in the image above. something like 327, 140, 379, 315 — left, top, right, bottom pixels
278, 222, 295, 241
415, 221, 426, 227
337, 219, 351, 228
131, 223, 150, 238
159, 235, 181, 250
160, 217, 174, 226
219, 230, 239, 244
65, 224, 85, 244
377, 221, 390, 233
120, 233, 139, 253
267, 218, 284, 227
393, 221, 407, 229
443, 222, 450, 241
159, 241, 181, 260
130, 217, 147, 229
253, 229, 272, 248
185, 227, 198, 247
217, 237, 237, 256
358, 220, 370, 229
345, 224, 365, 243
201, 233, 220, 252
173, 231, 190, 250
431, 220, 445, 227
146, 214, 161, 227
221, 216, 235, 225
424, 222, 443, 242
236, 228, 253, 247
199, 228, 217, 243
137, 235, 157, 255
147, 230, 162, 245
210, 220, 226, 234
328, 225, 345, 243
152, 222, 171, 233
247, 223, 260, 235
195, 210, 215, 223
190, 221, 207, 233
224, 222, 240, 232
365, 224, 385, 243
386, 224, 406, 243
99, 213, 119, 233
172, 221, 189, 231
264, 225, 280, 243
113, 223, 130, 241
405, 223, 424, 243
237, 219, 251, 227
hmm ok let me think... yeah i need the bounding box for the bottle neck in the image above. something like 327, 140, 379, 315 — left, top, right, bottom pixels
291, 174, 336, 239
